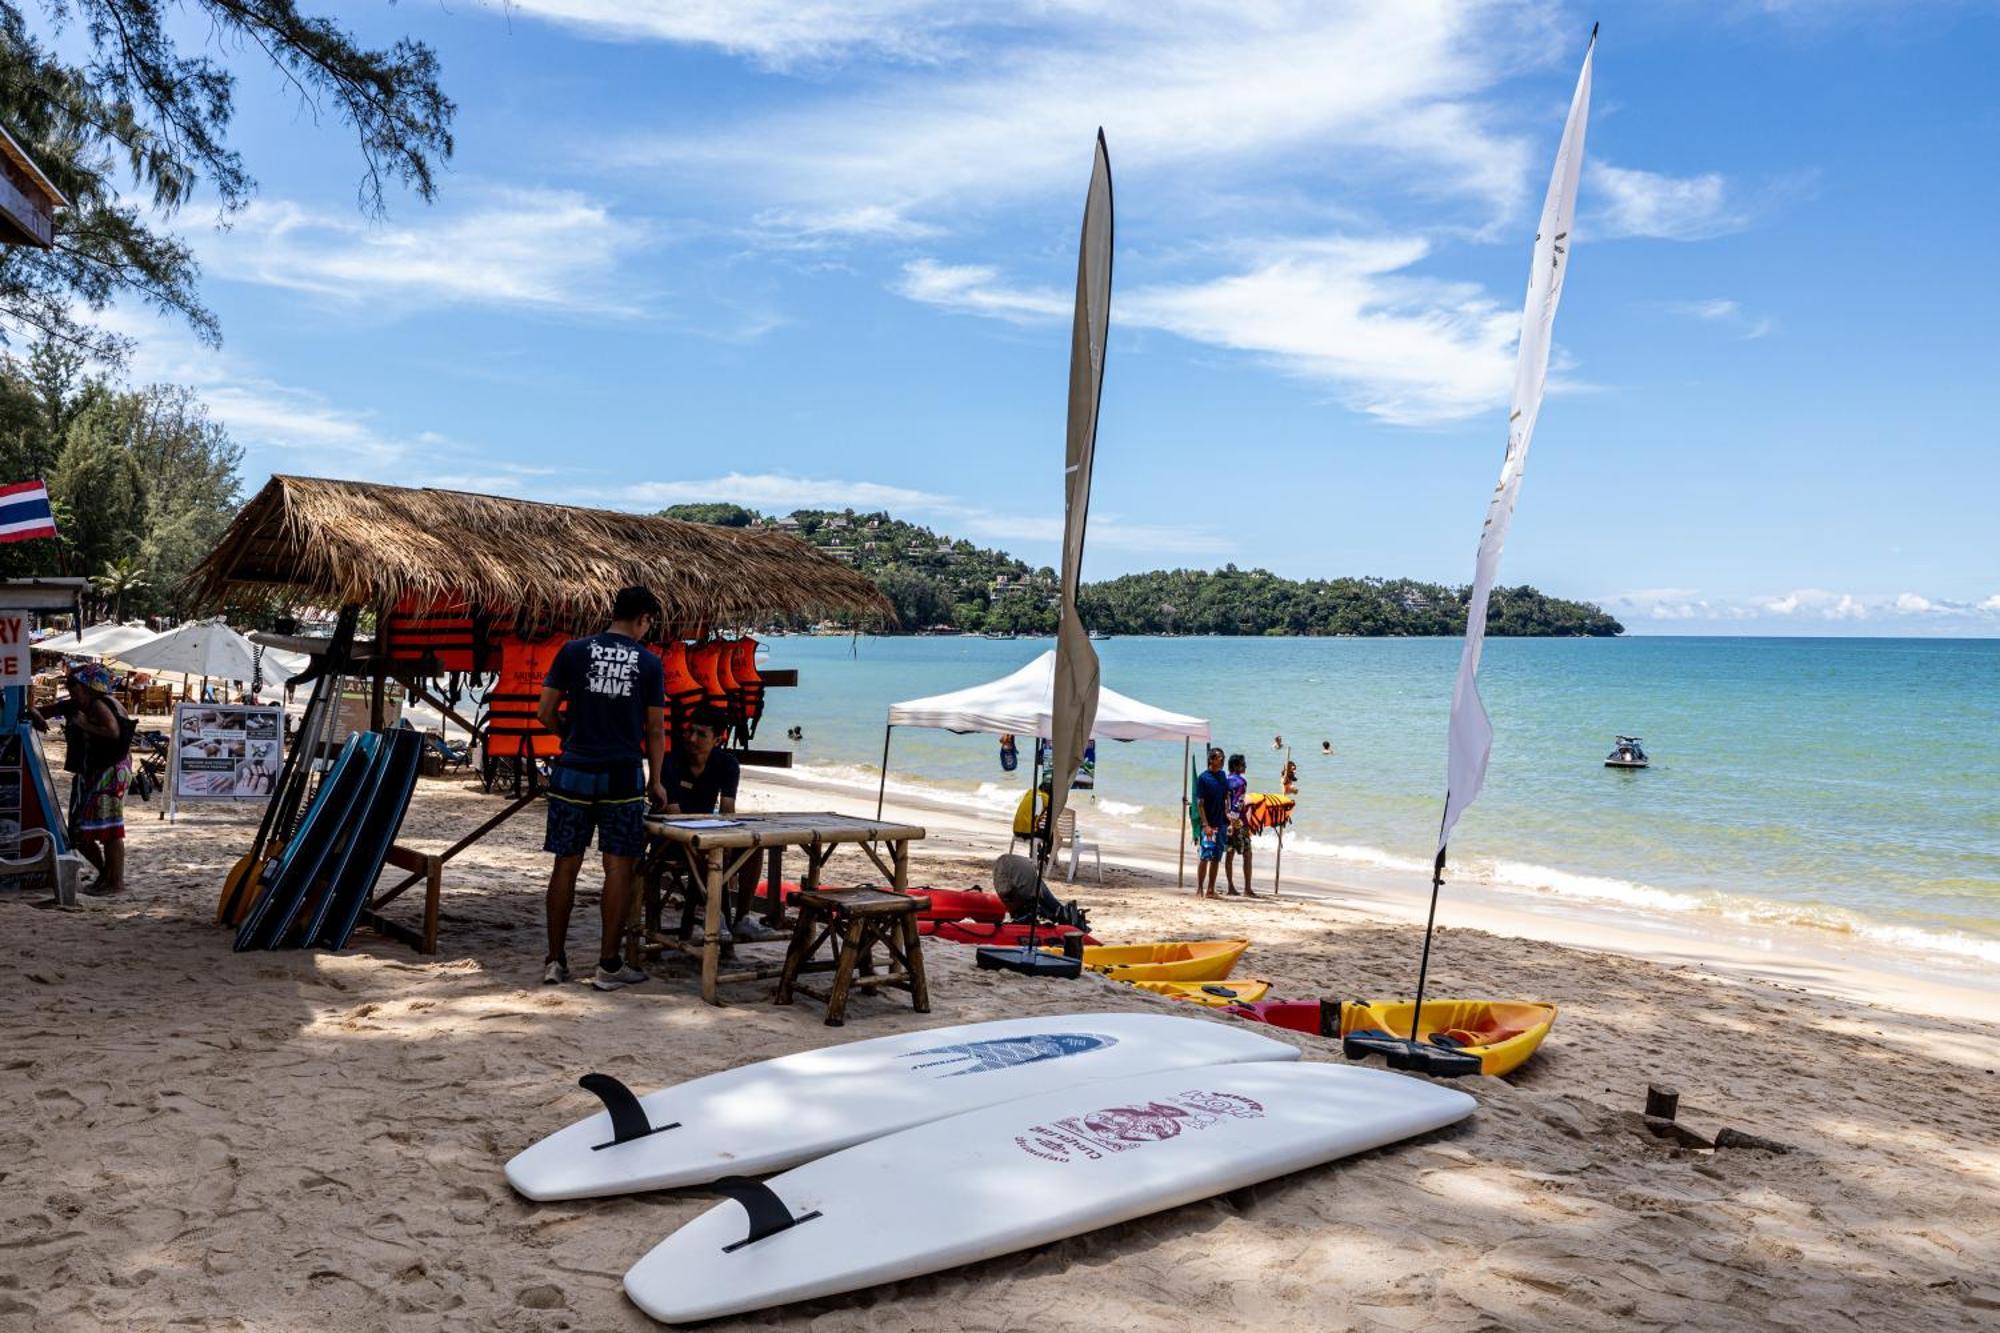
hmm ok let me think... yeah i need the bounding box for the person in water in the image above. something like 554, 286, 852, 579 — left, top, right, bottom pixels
1223, 752, 1257, 897
1193, 747, 1229, 898
537, 585, 669, 991
1321, 740, 1333, 755
1272, 734, 1283, 751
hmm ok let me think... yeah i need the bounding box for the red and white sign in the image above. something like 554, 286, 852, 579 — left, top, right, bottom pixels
0, 612, 29, 688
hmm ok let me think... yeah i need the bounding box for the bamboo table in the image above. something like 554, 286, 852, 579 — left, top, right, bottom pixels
638, 812, 928, 1005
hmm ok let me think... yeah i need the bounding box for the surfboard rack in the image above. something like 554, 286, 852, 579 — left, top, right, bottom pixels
711, 1176, 823, 1253
581, 1074, 682, 1150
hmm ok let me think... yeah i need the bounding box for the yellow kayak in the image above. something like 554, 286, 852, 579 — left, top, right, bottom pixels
1043, 939, 1249, 983
1128, 978, 1272, 1007
1342, 999, 1556, 1077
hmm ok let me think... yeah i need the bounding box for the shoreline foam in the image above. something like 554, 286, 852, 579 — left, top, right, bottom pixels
751, 763, 2000, 1019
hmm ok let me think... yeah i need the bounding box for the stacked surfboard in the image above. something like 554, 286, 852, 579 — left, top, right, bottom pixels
505, 1013, 1474, 1324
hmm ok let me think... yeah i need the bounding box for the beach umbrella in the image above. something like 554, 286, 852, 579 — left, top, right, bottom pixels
35, 620, 156, 661
115, 619, 264, 683
1409, 28, 1596, 1048
1039, 129, 1114, 868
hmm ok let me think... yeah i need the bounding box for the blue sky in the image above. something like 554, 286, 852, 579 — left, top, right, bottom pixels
90, 1, 2000, 634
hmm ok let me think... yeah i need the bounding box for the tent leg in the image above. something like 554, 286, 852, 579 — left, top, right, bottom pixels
874, 726, 892, 820
1177, 738, 1188, 889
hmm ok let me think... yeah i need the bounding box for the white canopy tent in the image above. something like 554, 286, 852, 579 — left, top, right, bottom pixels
34, 621, 158, 661
888, 650, 1207, 742
880, 650, 1211, 884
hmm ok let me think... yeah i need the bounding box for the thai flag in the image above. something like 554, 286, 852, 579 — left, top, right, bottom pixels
0, 481, 59, 543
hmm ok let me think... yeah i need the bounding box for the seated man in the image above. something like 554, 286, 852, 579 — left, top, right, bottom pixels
664, 706, 773, 941
662, 706, 739, 818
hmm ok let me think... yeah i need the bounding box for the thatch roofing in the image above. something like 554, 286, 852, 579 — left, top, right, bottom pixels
186, 475, 893, 632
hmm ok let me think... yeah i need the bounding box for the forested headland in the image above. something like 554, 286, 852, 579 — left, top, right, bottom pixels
663, 504, 1623, 637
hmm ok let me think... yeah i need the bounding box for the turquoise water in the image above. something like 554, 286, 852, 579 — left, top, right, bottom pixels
757, 635, 2000, 968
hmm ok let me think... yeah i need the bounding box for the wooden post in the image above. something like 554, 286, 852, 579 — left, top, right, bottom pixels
1645, 1084, 1680, 1122
700, 848, 723, 1004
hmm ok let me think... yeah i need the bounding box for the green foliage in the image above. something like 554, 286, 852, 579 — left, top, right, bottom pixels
1078, 569, 1624, 637
661, 502, 757, 528
0, 1, 454, 361
668, 505, 1623, 637
90, 552, 147, 618
0, 338, 243, 613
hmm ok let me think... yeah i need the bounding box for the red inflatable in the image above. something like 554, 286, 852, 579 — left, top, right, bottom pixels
924, 920, 1098, 947
1223, 999, 1339, 1038
893, 887, 1008, 922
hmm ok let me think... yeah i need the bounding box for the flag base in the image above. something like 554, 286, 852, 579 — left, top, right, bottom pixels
974, 946, 1081, 979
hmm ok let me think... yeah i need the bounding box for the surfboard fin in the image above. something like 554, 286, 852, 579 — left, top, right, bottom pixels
580, 1073, 682, 1150
711, 1176, 823, 1254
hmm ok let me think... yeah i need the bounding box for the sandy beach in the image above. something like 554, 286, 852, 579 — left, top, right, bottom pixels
4, 764, 1998, 1332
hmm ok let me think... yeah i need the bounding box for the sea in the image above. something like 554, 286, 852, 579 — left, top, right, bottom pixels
756, 634, 2000, 974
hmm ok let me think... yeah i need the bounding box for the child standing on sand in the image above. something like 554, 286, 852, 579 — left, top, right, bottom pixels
1224, 753, 1256, 897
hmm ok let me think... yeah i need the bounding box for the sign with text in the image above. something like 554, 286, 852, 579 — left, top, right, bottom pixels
0, 611, 30, 688
173, 703, 284, 803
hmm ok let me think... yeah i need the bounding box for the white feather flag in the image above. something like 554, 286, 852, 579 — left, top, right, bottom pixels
1436, 33, 1595, 874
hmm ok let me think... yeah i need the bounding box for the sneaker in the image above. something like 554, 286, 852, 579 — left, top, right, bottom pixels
685, 922, 733, 946
542, 958, 570, 985
732, 917, 784, 943
591, 963, 650, 992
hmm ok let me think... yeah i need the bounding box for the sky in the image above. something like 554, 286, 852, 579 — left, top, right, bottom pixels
74, 0, 2000, 634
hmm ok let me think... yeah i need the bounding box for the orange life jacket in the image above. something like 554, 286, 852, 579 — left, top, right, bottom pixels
727, 637, 764, 740
483, 634, 565, 760
658, 640, 706, 739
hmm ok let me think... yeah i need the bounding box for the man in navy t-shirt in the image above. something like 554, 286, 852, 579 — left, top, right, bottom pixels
1192, 746, 1229, 899
536, 585, 669, 991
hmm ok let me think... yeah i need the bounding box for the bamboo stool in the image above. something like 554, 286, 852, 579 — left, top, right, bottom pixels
774, 887, 930, 1026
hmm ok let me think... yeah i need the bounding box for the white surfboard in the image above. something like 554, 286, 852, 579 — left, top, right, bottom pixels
625, 1061, 1474, 1324
505, 1013, 1299, 1201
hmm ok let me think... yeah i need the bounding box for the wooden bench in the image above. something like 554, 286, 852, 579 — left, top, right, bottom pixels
774, 887, 930, 1026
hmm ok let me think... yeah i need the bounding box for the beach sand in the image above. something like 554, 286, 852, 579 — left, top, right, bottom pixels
4, 766, 1998, 1331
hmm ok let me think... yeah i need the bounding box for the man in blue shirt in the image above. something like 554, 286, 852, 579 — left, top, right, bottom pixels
1193, 746, 1229, 899
537, 586, 670, 991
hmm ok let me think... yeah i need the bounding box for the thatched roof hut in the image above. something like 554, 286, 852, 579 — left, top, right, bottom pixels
187, 475, 893, 633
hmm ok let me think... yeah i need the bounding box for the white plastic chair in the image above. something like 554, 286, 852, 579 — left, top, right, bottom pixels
1053, 809, 1101, 884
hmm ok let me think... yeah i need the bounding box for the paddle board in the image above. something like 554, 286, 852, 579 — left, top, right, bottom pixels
233, 733, 374, 951
625, 1061, 1475, 1323
504, 1013, 1299, 1202
316, 728, 424, 950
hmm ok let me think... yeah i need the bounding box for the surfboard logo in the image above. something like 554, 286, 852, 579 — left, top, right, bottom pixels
906, 1033, 1115, 1078
1014, 1090, 1265, 1162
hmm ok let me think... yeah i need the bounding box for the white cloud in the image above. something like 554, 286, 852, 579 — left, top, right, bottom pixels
894, 260, 1069, 325
899, 236, 1522, 426
1587, 163, 1751, 241
606, 471, 1226, 557
612, 473, 957, 514
961, 512, 1231, 556
599, 3, 1548, 231
752, 204, 945, 246
203, 190, 651, 316
1665, 297, 1775, 339
491, 0, 982, 66
1605, 586, 2000, 627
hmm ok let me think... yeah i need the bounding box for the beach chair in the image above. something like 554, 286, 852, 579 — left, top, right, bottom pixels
1053, 809, 1101, 884
423, 730, 471, 773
